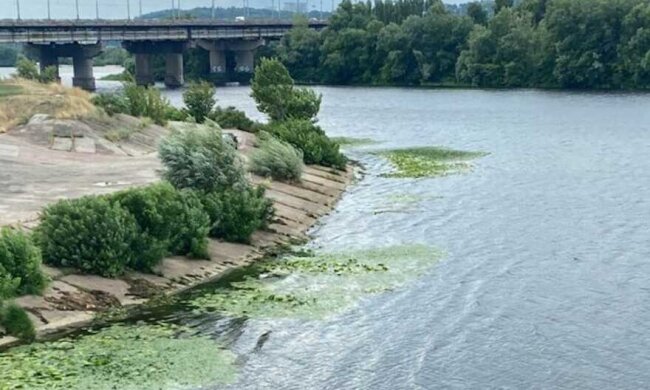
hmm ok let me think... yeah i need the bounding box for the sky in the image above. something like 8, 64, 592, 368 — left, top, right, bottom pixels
0, 0, 467, 20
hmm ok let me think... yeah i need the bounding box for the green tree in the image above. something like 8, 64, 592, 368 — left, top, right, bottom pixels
495, 0, 514, 14
466, 2, 488, 25
183, 81, 216, 123
277, 17, 323, 82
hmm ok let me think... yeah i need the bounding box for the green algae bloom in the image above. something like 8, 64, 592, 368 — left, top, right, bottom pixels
331, 137, 378, 147
190, 245, 441, 319
0, 323, 237, 390
377, 147, 487, 178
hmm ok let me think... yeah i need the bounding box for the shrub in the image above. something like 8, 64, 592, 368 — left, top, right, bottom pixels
15, 56, 39, 81
200, 185, 274, 243
249, 133, 304, 182
35, 196, 138, 277
159, 121, 246, 193
92, 93, 130, 116
267, 119, 347, 169
0, 302, 35, 341
208, 106, 259, 133
183, 81, 215, 123
164, 105, 188, 122
123, 83, 170, 125
0, 228, 48, 297
110, 183, 210, 270
39, 66, 59, 83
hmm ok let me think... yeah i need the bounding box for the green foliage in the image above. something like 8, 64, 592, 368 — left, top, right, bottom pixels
35, 196, 138, 277
93, 47, 130, 66
249, 133, 304, 182
159, 121, 246, 193
267, 119, 347, 169
123, 83, 170, 125
200, 185, 274, 243
251, 58, 295, 121
15, 56, 40, 81
91, 93, 130, 116
39, 66, 59, 83
0, 302, 35, 341
0, 228, 48, 298
110, 183, 210, 270
265, 0, 650, 90
92, 84, 171, 124
208, 106, 259, 133
182, 81, 216, 123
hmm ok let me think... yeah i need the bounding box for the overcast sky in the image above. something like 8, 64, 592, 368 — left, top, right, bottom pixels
0, 0, 468, 20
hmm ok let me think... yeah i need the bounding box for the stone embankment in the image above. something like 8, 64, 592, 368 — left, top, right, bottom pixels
0, 120, 354, 348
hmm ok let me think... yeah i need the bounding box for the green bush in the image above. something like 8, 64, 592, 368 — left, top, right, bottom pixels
200, 185, 274, 243
92, 93, 130, 116
159, 121, 246, 193
39, 66, 59, 83
0, 302, 35, 341
249, 133, 304, 182
123, 83, 170, 125
110, 183, 210, 270
267, 119, 347, 169
0, 228, 48, 298
208, 106, 259, 133
15, 56, 39, 81
35, 196, 138, 277
164, 105, 189, 122
183, 81, 216, 123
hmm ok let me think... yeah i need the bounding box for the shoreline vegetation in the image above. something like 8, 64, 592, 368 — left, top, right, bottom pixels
0, 59, 351, 347
4, 0, 648, 92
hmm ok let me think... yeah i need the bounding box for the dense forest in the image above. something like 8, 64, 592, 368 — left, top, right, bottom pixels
270, 0, 650, 89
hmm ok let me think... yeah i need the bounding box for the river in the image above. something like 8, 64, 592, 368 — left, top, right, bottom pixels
4, 68, 650, 389
188, 86, 650, 389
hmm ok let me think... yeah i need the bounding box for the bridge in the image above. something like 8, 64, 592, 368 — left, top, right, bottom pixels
0, 20, 327, 90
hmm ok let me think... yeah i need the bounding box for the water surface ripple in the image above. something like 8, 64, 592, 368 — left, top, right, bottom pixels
157, 85, 650, 389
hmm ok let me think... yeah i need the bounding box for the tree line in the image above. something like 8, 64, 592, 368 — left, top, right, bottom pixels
269, 0, 650, 89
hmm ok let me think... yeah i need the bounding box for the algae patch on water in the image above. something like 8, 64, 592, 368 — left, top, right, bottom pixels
190, 245, 440, 319
331, 137, 379, 147
377, 147, 487, 178
0, 323, 237, 390
373, 193, 442, 215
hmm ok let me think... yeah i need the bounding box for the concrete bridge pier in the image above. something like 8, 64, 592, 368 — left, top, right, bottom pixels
230, 40, 264, 74
164, 53, 184, 89
124, 41, 189, 88
37, 47, 60, 81
134, 53, 155, 86
26, 43, 101, 90
197, 40, 227, 77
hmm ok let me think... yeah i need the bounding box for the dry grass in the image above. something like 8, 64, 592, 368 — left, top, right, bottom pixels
0, 79, 99, 133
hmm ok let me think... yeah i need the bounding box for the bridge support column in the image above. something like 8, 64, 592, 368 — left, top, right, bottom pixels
39, 48, 60, 82
208, 49, 227, 75
72, 56, 95, 91
164, 53, 184, 89
134, 53, 155, 86
229, 39, 264, 83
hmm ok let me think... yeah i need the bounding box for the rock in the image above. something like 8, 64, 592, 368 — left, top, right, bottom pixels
50, 137, 73, 151
73, 137, 96, 154
28, 114, 51, 125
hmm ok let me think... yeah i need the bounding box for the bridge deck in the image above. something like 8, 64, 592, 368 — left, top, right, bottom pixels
0, 20, 327, 44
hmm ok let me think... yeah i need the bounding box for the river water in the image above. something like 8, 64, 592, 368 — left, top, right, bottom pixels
180, 86, 650, 389
4, 69, 650, 388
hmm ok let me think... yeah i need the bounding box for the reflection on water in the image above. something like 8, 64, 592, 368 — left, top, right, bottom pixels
5, 72, 650, 388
